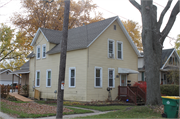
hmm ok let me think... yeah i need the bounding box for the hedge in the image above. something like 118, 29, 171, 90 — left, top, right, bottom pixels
160, 84, 179, 96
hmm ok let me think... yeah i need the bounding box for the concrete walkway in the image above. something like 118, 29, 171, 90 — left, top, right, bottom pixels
0, 106, 112, 119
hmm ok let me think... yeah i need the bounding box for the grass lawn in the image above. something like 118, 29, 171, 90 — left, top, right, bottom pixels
1, 101, 93, 118
79, 106, 162, 118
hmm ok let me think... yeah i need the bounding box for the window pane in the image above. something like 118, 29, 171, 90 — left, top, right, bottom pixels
96, 69, 100, 77
37, 79, 39, 86
43, 46, 46, 57
48, 71, 51, 79
71, 69, 75, 77
109, 70, 113, 79
109, 41, 113, 53
118, 51, 121, 59
109, 79, 113, 86
38, 48, 40, 53
48, 79, 51, 86
118, 43, 121, 51
96, 78, 100, 86
37, 72, 40, 79
71, 78, 74, 86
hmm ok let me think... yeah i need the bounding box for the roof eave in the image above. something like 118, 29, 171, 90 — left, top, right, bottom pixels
161, 49, 175, 69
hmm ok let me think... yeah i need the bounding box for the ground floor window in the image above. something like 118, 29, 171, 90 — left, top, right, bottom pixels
69, 67, 76, 87
46, 69, 51, 87
36, 70, 40, 87
142, 72, 145, 81
108, 68, 115, 87
95, 67, 102, 87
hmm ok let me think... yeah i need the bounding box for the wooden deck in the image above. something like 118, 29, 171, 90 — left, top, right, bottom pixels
9, 92, 33, 102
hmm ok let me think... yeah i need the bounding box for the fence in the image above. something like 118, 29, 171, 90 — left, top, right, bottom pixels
34, 89, 40, 100
0, 84, 11, 98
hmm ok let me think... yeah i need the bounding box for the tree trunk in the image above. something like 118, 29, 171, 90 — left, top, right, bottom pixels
56, 0, 70, 118
141, 1, 162, 105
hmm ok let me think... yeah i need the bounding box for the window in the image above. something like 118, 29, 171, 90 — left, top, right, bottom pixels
42, 44, 46, 58
169, 57, 172, 64
46, 69, 51, 87
95, 67, 102, 87
114, 25, 116, 30
142, 72, 145, 81
36, 45, 40, 59
108, 68, 115, 87
36, 70, 40, 87
108, 39, 115, 58
69, 67, 76, 87
117, 41, 123, 59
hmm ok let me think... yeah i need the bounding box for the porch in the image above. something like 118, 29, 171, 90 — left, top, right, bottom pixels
118, 86, 146, 105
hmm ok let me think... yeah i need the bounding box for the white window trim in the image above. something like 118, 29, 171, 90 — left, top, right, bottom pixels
36, 45, 41, 59
108, 39, 115, 59
35, 70, 40, 87
108, 68, 115, 88
120, 74, 127, 86
117, 41, 123, 60
46, 69, 51, 87
94, 66, 103, 88
42, 44, 46, 59
69, 67, 76, 88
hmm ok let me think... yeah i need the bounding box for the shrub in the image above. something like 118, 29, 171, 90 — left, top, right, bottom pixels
6, 95, 17, 101
160, 84, 179, 96
133, 81, 147, 93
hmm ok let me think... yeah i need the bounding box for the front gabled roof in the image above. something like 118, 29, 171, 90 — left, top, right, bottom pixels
31, 16, 141, 57
161, 48, 180, 69
0, 69, 20, 77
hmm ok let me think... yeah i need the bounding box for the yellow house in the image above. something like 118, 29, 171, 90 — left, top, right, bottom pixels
28, 16, 141, 101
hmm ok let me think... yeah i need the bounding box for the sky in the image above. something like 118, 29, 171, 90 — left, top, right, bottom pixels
0, 0, 179, 49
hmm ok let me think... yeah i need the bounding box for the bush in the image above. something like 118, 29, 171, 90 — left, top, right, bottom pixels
6, 95, 17, 101
160, 84, 179, 96
133, 81, 147, 93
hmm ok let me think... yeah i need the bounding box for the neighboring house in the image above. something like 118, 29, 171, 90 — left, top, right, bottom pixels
28, 16, 141, 101
0, 69, 20, 85
138, 48, 180, 84
10, 61, 30, 86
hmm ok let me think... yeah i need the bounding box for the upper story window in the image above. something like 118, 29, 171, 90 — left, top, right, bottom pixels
117, 41, 123, 60
42, 44, 46, 58
114, 25, 116, 30
108, 68, 115, 88
46, 69, 51, 87
95, 67, 102, 88
69, 67, 76, 88
36, 70, 40, 87
36, 45, 40, 59
108, 39, 115, 59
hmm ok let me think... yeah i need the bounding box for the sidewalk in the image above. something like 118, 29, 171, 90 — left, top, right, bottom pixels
0, 106, 112, 119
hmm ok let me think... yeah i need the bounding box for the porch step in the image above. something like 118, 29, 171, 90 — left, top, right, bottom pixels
9, 92, 33, 102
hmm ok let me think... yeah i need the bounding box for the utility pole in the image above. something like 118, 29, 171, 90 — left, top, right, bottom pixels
56, 0, 70, 118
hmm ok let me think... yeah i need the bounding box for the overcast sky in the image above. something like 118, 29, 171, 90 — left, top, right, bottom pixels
0, 0, 179, 49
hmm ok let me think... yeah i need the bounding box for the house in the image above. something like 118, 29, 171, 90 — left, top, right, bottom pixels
10, 61, 30, 86
27, 16, 141, 101
138, 48, 180, 84
0, 69, 20, 85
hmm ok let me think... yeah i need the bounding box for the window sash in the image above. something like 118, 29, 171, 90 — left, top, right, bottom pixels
47, 70, 51, 87
95, 68, 101, 87
43, 46, 46, 58
37, 47, 40, 58
36, 71, 40, 86
69, 68, 75, 87
108, 69, 114, 87
117, 42, 122, 59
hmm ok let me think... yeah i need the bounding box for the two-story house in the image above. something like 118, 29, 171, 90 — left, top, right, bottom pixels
138, 48, 180, 84
27, 16, 141, 101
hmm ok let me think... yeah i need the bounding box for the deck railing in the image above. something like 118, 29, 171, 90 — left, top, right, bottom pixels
0, 84, 11, 98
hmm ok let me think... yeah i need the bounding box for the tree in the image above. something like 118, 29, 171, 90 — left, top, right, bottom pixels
122, 20, 143, 51
130, 0, 180, 105
175, 34, 180, 55
56, 0, 70, 118
10, 0, 104, 43
0, 24, 31, 70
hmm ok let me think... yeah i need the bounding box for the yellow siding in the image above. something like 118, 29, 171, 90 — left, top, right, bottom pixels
86, 21, 138, 101
29, 32, 87, 101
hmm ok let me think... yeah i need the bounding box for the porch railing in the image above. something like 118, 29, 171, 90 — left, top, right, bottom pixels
0, 84, 11, 98
18, 84, 29, 96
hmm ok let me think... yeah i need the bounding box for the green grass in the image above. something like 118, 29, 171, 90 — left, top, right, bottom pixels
64, 105, 129, 111
1, 102, 93, 118
11, 101, 29, 103
79, 106, 162, 118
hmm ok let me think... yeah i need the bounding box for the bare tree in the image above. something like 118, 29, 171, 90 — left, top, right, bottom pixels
56, 0, 70, 118
130, 0, 180, 105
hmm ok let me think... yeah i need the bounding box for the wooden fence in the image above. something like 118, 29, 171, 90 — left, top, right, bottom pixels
34, 89, 40, 100
0, 84, 11, 98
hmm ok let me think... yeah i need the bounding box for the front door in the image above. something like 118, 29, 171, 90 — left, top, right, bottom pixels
120, 74, 127, 86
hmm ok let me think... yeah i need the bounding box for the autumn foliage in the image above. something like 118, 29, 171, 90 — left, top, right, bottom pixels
133, 81, 147, 93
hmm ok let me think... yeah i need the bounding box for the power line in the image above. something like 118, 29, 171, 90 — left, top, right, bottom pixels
0, 0, 13, 8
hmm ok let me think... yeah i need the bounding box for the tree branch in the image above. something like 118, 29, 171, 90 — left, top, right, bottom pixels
160, 0, 180, 44
129, 0, 141, 13
0, 49, 15, 62
157, 0, 173, 29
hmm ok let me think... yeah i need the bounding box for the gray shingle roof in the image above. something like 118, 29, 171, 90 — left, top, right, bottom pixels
27, 52, 35, 58
20, 61, 29, 70
40, 16, 117, 54
161, 48, 174, 67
